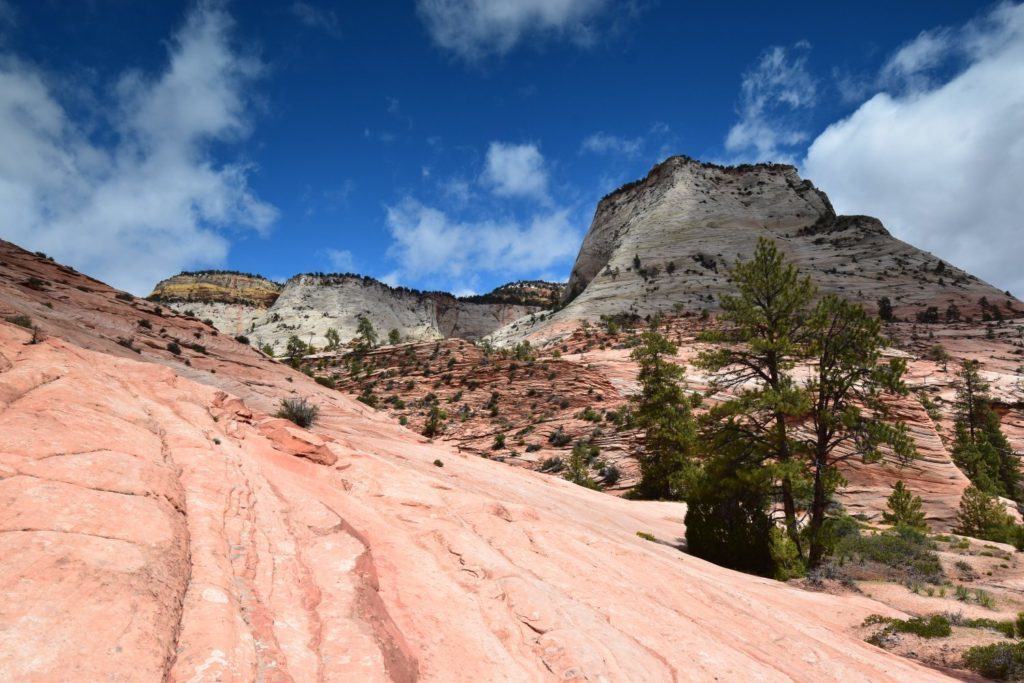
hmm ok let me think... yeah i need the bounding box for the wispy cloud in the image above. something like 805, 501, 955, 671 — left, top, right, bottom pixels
0, 3, 276, 293
580, 132, 643, 157
725, 42, 817, 163
290, 2, 341, 37
384, 198, 580, 291
323, 248, 356, 272
416, 0, 611, 62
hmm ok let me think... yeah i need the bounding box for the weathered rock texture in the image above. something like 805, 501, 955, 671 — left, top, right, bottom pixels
491, 156, 1018, 345
0, 238, 954, 680
151, 272, 553, 352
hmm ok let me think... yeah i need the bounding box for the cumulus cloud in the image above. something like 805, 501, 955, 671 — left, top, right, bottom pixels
580, 132, 643, 157
384, 198, 580, 290
480, 141, 549, 201
803, 1, 1024, 295
416, 0, 609, 62
725, 42, 817, 163
0, 3, 276, 293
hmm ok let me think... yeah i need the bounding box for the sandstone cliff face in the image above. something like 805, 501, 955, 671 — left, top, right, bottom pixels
151, 272, 544, 352
0, 238, 950, 681
492, 156, 1018, 345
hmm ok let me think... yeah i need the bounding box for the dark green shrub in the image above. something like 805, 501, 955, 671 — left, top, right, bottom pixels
548, 427, 571, 447
167, 341, 182, 355
235, 335, 250, 345
963, 642, 1024, 679
433, 459, 443, 467
684, 455, 775, 577
315, 376, 337, 389
492, 433, 506, 450
525, 443, 541, 453
277, 397, 319, 428
4, 314, 32, 329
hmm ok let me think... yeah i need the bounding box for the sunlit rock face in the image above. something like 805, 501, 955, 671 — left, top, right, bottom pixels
151, 270, 557, 352
491, 155, 1018, 346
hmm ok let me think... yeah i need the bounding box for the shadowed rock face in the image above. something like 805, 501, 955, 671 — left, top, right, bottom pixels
150, 272, 554, 351
492, 155, 1018, 345
0, 238, 953, 680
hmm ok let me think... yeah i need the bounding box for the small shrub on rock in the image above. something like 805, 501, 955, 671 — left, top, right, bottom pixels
277, 397, 319, 428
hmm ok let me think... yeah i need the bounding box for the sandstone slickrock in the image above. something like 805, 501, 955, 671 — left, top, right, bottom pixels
0, 239, 956, 680
151, 271, 559, 352
490, 156, 1019, 345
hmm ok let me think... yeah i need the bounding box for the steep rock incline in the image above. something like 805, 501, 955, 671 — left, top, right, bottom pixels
150, 271, 546, 352
149, 271, 282, 337
247, 274, 536, 352
492, 156, 1017, 345
0, 242, 954, 680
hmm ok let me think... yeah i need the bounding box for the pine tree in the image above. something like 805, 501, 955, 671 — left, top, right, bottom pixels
956, 485, 1015, 542
882, 481, 927, 530
877, 296, 894, 322
388, 328, 401, 345
697, 237, 815, 551
422, 405, 444, 438
952, 360, 1020, 500
564, 441, 600, 489
324, 327, 341, 352
803, 294, 917, 567
630, 328, 698, 499
355, 315, 378, 351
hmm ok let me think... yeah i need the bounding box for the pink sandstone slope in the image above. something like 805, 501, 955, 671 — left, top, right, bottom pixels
0, 254, 956, 680
0, 323, 952, 681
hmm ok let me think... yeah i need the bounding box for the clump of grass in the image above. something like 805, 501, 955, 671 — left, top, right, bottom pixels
636, 531, 656, 542
833, 524, 943, 583
277, 397, 319, 428
863, 614, 951, 639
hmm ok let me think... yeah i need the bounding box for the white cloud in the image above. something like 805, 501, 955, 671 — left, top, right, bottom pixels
480, 141, 548, 201
384, 198, 580, 290
0, 3, 276, 294
725, 42, 816, 163
324, 248, 356, 272
879, 28, 952, 90
803, 1, 1024, 295
416, 0, 609, 62
580, 132, 643, 157
290, 2, 341, 37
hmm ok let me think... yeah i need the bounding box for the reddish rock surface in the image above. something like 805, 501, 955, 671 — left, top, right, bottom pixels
0, 239, 959, 679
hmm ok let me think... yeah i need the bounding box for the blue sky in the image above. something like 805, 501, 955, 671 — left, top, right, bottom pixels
1, 1, 1022, 296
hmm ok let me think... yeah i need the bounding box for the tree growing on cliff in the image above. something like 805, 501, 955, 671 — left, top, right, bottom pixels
388, 328, 401, 345
355, 315, 378, 351
877, 296, 894, 322
882, 481, 927, 530
285, 335, 309, 367
630, 328, 698, 499
956, 485, 1017, 542
951, 360, 1020, 501
324, 327, 341, 352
